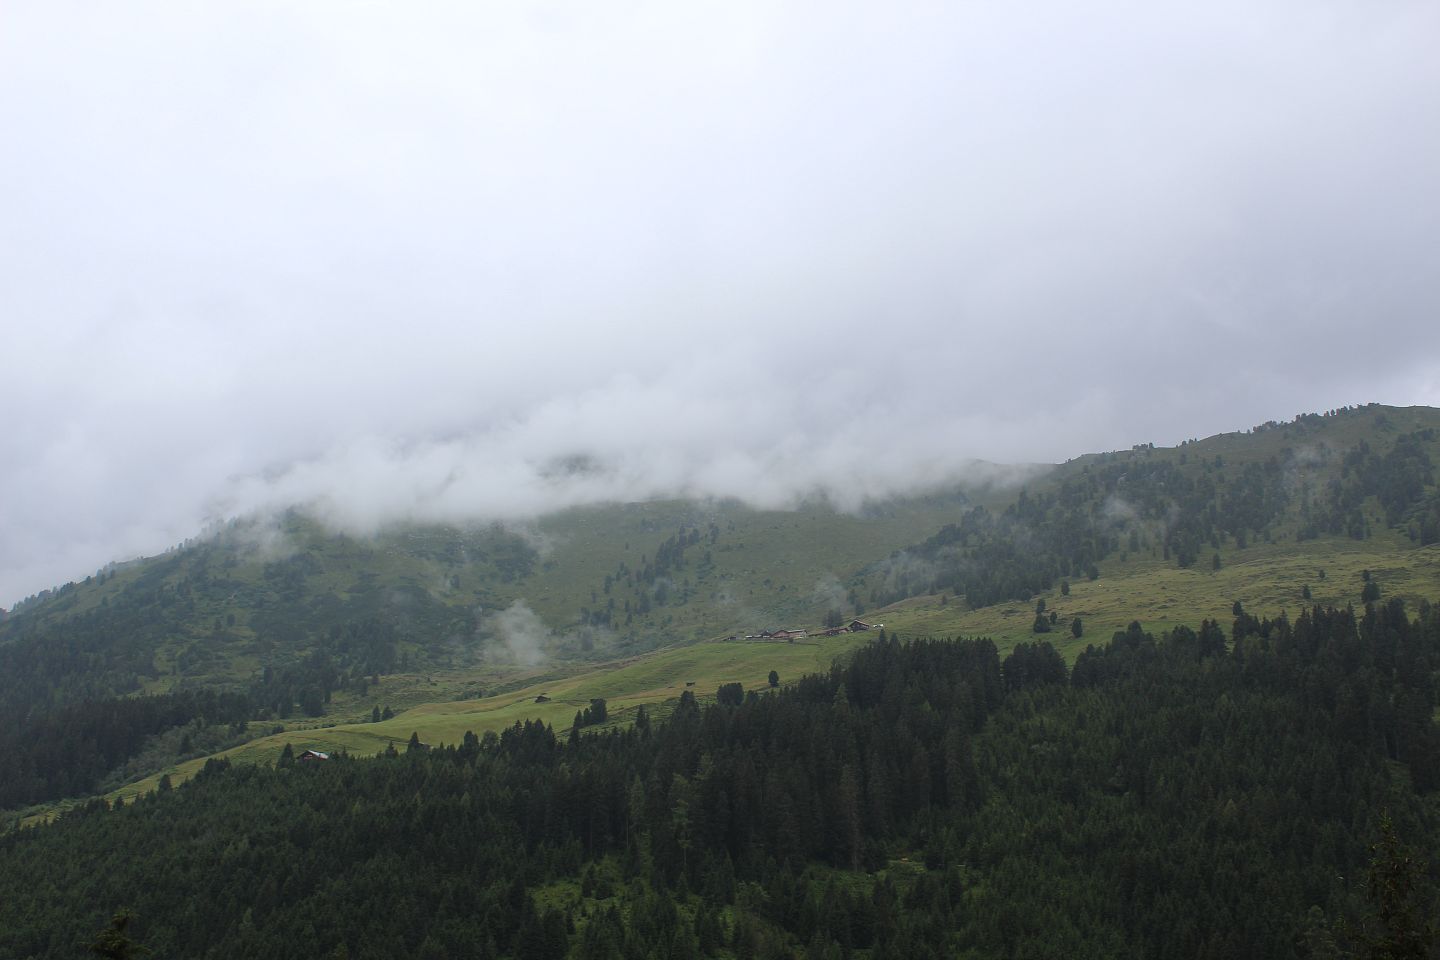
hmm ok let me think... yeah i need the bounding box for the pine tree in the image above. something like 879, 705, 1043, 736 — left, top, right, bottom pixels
88, 912, 148, 959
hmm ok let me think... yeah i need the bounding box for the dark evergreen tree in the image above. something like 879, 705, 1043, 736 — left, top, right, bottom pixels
87, 912, 147, 960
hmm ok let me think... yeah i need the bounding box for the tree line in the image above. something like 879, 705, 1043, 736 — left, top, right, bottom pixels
3, 593, 1439, 957
870, 426, 1438, 610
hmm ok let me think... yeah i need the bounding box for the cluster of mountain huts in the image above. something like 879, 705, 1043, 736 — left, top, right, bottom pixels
721, 619, 880, 642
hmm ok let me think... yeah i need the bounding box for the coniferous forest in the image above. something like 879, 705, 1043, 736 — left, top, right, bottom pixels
5, 0, 1438, 943
2, 408, 1440, 958
3, 599, 1439, 958
2, 406, 1437, 826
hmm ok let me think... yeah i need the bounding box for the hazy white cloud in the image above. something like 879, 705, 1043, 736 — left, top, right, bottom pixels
811, 574, 850, 616
2, 0, 1439, 604
485, 600, 555, 667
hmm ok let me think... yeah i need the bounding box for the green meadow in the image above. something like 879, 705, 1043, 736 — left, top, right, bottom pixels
881, 530, 1440, 659
14, 404, 1440, 825
69, 631, 876, 816
83, 526, 1440, 818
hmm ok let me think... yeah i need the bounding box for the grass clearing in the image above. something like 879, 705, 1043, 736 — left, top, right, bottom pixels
49, 531, 1437, 823
51, 632, 875, 819
880, 532, 1440, 658
19, 406, 1440, 824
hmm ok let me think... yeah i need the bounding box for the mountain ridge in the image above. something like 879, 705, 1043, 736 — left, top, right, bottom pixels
4, 402, 1439, 817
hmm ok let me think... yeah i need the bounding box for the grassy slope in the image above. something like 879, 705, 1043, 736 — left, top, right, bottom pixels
520, 488, 1002, 643
78, 632, 875, 815
16, 404, 1440, 820
870, 404, 1440, 654
16, 405, 1429, 682
81, 529, 1440, 817
3, 490, 995, 695
880, 529, 1440, 659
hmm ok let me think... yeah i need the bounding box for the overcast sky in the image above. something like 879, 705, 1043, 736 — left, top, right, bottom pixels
3, 0, 1439, 606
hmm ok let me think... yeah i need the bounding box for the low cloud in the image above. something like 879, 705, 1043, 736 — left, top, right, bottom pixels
208, 516, 298, 564
1102, 496, 1139, 525
212, 382, 1033, 542
2, 0, 1439, 604
483, 599, 616, 664
811, 574, 849, 615
872, 550, 946, 601
484, 600, 555, 667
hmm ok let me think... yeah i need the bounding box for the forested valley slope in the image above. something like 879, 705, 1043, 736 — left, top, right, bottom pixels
3, 603, 1440, 958
2, 404, 1440, 957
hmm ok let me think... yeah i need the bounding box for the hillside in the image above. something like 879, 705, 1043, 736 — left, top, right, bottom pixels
4, 600, 1440, 958
0, 486, 987, 694
3, 403, 1440, 817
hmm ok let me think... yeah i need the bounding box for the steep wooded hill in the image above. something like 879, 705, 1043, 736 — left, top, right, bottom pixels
2, 404, 1439, 813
